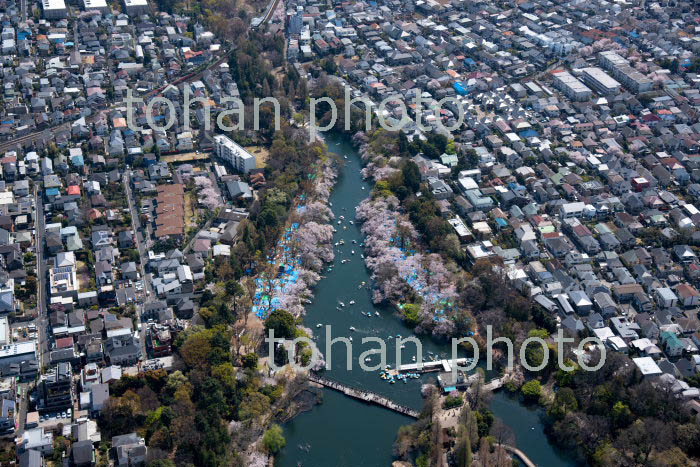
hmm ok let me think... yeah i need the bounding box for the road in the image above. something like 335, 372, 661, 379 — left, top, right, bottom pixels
252, 0, 283, 28
123, 171, 152, 358
33, 186, 49, 370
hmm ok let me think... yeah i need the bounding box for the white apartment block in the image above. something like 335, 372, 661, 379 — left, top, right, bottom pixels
552, 70, 592, 102
598, 51, 654, 94
213, 135, 257, 174
123, 0, 150, 15
581, 67, 621, 96
42, 0, 67, 19
83, 0, 110, 13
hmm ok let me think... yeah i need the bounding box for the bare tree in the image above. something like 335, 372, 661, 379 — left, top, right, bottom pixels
491, 418, 516, 466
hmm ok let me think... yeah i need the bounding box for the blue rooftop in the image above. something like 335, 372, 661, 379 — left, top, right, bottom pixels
519, 129, 539, 138
454, 82, 469, 96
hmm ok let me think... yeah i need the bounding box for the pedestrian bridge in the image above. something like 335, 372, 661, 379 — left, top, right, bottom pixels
307, 373, 536, 465
498, 443, 537, 467
307, 373, 420, 418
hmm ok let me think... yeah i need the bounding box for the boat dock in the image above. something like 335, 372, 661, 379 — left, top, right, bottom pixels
483, 376, 506, 392
396, 358, 472, 374
308, 373, 420, 418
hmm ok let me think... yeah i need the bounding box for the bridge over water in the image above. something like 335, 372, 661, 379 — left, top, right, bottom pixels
306, 373, 536, 465
307, 371, 510, 418
307, 374, 421, 418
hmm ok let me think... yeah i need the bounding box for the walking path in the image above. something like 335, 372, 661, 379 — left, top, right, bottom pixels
307, 374, 420, 418
498, 444, 537, 467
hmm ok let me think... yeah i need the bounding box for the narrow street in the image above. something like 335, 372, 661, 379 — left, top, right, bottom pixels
33, 186, 48, 370
122, 172, 152, 358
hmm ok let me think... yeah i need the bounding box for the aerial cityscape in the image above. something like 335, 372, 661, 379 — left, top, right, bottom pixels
0, 0, 696, 465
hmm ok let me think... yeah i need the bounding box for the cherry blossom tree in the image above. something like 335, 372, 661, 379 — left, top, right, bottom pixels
252, 159, 338, 319
354, 139, 467, 338
193, 175, 223, 210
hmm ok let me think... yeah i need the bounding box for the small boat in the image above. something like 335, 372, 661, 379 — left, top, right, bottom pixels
341, 259, 347, 264
339, 240, 345, 245
339, 301, 345, 307
349, 326, 356, 331
365, 357, 372, 362
329, 202, 333, 206
316, 323, 322, 328
362, 187, 365, 190
349, 300, 355, 305
343, 226, 347, 230
351, 250, 355, 255
334, 242, 339, 246
339, 215, 345, 220
360, 254, 365, 259
352, 240, 357, 244
349, 336, 353, 341
412, 356, 416, 361
349, 221, 354, 225
375, 311, 380, 316
344, 155, 348, 159
337, 220, 341, 225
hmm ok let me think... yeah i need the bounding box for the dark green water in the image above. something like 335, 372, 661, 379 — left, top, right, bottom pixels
279, 133, 576, 467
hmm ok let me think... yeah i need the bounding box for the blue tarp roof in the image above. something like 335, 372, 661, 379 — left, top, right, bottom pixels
453, 82, 469, 95
519, 129, 539, 138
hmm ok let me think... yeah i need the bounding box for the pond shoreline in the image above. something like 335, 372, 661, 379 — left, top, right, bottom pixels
278, 132, 576, 467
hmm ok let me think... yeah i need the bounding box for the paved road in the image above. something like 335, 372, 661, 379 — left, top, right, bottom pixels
123, 172, 152, 357
33, 186, 49, 370
253, 0, 283, 28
